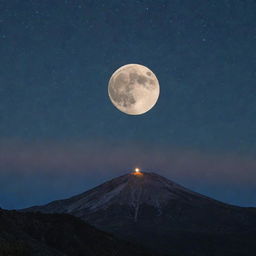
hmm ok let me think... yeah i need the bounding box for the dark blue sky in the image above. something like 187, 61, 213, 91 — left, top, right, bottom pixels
0, 0, 256, 209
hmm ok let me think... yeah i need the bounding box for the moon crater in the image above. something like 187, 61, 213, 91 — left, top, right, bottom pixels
108, 64, 160, 115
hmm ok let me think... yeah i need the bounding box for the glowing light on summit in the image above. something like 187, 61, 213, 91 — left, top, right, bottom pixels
133, 167, 143, 176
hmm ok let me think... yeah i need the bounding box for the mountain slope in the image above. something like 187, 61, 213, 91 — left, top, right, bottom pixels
0, 209, 153, 256
25, 172, 256, 255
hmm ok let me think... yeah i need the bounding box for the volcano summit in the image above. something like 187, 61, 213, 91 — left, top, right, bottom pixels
26, 171, 256, 255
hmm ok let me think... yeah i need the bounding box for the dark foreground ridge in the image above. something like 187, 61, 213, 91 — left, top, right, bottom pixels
25, 172, 256, 256
0, 209, 154, 256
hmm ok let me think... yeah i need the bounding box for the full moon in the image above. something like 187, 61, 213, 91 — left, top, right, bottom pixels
108, 64, 160, 115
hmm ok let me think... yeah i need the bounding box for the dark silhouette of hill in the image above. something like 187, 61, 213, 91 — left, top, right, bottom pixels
0, 209, 154, 256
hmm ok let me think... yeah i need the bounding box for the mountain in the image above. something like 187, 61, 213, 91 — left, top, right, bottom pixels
0, 209, 153, 256
25, 171, 256, 256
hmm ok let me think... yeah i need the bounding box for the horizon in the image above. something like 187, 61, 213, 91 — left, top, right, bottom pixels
12, 168, 255, 210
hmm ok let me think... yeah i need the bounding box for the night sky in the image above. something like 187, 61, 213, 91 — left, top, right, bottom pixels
1, 0, 256, 209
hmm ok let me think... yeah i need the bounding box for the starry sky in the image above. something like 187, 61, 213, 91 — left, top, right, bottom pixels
0, 0, 256, 209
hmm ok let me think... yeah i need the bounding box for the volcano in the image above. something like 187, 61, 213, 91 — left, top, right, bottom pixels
26, 171, 256, 255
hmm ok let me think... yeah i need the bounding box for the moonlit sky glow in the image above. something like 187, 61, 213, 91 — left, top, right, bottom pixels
0, 1, 256, 209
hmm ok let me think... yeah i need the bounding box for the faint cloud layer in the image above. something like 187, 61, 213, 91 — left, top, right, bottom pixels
1, 139, 256, 183
0, 139, 255, 209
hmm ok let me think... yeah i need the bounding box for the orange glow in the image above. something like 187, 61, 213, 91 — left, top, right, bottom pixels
132, 168, 143, 176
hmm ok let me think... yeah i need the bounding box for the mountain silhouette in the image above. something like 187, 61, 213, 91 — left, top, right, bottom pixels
25, 171, 256, 255
0, 209, 153, 256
